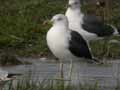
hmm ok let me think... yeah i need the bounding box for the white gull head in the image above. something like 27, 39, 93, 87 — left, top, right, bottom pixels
51, 14, 69, 27
68, 0, 80, 10
65, 0, 83, 31
65, 0, 97, 41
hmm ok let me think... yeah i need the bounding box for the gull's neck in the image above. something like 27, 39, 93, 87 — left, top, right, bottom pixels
53, 22, 69, 31
65, 7, 84, 30
65, 8, 83, 24
66, 7, 82, 17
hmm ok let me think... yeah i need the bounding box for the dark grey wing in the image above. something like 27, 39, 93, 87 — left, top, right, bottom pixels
69, 31, 92, 59
82, 14, 114, 37
118, 28, 120, 34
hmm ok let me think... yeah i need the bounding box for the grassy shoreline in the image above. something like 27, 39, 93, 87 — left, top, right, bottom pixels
1, 77, 120, 90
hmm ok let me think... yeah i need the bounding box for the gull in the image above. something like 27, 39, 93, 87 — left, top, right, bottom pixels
0, 69, 21, 82
0, 68, 22, 89
46, 14, 100, 79
65, 0, 120, 41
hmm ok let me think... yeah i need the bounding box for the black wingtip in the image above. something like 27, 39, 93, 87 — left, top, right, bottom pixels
92, 58, 104, 65
118, 28, 120, 34
86, 57, 103, 64
7, 73, 22, 78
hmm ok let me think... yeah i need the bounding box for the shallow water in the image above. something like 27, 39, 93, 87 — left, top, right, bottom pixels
1, 58, 120, 90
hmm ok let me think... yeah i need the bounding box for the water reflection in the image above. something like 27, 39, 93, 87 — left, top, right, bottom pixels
1, 58, 120, 89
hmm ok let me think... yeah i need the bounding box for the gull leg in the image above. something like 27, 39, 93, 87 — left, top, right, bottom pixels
0, 86, 2, 90
59, 62, 65, 90
69, 60, 73, 80
106, 43, 111, 57
103, 37, 111, 58
59, 62, 64, 79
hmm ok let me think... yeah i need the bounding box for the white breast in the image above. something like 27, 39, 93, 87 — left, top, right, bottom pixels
47, 27, 73, 60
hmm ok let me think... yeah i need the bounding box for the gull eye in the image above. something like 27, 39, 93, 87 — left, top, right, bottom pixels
57, 17, 62, 21
74, 2, 78, 5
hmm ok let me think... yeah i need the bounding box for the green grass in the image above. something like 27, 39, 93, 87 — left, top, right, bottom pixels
0, 0, 67, 57
1, 78, 120, 90
0, 0, 120, 59
2, 78, 100, 90
90, 37, 120, 59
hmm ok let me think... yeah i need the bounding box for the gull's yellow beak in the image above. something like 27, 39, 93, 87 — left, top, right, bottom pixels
42, 20, 53, 26
49, 20, 53, 26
